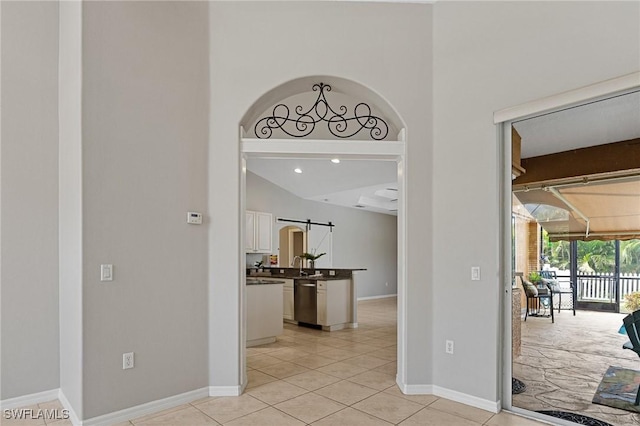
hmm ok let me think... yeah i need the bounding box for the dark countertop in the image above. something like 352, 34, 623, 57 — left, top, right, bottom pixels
248, 267, 367, 281
293, 276, 349, 281
246, 279, 285, 286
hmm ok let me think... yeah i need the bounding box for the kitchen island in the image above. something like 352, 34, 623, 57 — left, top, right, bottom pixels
246, 279, 284, 347
248, 268, 365, 331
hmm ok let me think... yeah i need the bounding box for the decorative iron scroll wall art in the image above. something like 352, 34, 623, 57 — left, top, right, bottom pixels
254, 83, 389, 140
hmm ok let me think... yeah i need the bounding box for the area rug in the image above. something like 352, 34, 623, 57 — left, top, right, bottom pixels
592, 365, 640, 413
536, 411, 613, 426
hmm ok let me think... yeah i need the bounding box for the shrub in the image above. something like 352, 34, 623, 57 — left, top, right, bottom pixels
624, 292, 640, 312
528, 271, 541, 284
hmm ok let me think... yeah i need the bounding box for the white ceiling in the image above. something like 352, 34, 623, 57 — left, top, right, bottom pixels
514, 90, 640, 158
247, 158, 398, 215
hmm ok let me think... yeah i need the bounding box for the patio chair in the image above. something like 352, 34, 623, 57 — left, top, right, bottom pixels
519, 275, 554, 323
539, 270, 575, 316
621, 309, 640, 405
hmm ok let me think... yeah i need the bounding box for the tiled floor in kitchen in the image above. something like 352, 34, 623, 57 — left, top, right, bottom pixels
8, 297, 548, 425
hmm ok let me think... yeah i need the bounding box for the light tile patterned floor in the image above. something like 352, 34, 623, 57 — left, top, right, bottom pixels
9, 298, 547, 425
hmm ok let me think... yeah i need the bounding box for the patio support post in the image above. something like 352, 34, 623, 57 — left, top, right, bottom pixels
571, 241, 578, 302
615, 240, 621, 312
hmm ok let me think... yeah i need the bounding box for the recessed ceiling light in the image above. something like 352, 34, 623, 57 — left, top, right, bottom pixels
294, 168, 302, 174
331, 158, 340, 164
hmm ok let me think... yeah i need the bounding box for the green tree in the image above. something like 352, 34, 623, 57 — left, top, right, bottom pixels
542, 231, 570, 270
621, 239, 640, 274
577, 240, 615, 273
542, 233, 640, 275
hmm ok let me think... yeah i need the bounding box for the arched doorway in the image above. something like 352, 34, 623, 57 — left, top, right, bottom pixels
279, 225, 307, 269
239, 76, 409, 392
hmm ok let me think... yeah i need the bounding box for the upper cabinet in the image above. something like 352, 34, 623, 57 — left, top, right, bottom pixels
246, 210, 272, 253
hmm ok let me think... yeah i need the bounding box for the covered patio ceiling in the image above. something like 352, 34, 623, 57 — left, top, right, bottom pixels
514, 175, 640, 241
512, 90, 640, 242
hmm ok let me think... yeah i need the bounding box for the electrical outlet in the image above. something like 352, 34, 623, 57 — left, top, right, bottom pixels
445, 340, 454, 354
123, 352, 134, 369
329, 270, 336, 276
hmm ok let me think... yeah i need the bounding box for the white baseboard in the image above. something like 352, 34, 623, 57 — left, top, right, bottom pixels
0, 388, 60, 410
58, 389, 81, 426
401, 383, 432, 394
431, 385, 500, 413
397, 383, 500, 414
3, 384, 243, 426
80, 387, 209, 426
247, 336, 276, 347
358, 293, 397, 301
208, 385, 243, 397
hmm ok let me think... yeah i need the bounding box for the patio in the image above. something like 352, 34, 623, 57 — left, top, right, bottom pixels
513, 309, 640, 425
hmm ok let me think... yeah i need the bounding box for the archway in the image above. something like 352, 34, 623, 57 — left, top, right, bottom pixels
239, 75, 409, 391
279, 225, 307, 269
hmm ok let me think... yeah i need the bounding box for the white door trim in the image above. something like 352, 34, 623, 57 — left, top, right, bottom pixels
495, 72, 640, 413
494, 71, 640, 124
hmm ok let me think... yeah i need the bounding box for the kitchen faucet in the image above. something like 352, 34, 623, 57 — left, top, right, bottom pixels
292, 256, 307, 276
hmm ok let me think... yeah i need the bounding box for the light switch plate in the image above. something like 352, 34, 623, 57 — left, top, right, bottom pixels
101, 264, 113, 282
471, 266, 480, 281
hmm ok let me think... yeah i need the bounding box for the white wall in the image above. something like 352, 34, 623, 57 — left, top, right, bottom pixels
0, 0, 60, 400
247, 172, 397, 298
432, 0, 640, 403
80, 1, 209, 417
209, 1, 434, 388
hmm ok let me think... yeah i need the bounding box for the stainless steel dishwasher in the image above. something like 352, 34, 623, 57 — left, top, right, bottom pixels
294, 279, 318, 325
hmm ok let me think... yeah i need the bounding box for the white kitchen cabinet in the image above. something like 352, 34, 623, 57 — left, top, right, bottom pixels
317, 286, 327, 325
245, 210, 272, 253
317, 279, 350, 329
261, 278, 294, 321
246, 282, 283, 346
282, 279, 294, 321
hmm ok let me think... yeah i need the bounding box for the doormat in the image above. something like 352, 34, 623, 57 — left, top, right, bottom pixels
536, 411, 613, 426
592, 366, 640, 413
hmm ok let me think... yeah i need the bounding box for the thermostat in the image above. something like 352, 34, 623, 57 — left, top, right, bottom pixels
187, 212, 203, 225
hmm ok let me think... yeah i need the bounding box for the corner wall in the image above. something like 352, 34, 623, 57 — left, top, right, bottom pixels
1, 0, 60, 400
59, 0, 84, 417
